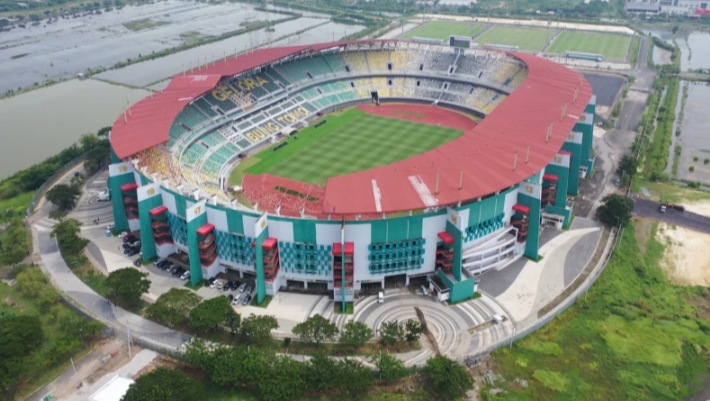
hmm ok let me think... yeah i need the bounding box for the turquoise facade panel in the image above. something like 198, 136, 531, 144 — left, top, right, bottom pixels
387, 219, 408, 242
188, 213, 207, 285
225, 209, 244, 234
293, 220, 316, 243
138, 195, 163, 261
517, 192, 541, 259
109, 174, 135, 233
255, 227, 269, 304
445, 220, 463, 281
562, 141, 581, 195
371, 220, 387, 243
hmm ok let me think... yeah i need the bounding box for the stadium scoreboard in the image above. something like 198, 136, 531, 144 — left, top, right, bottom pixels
449, 35, 471, 48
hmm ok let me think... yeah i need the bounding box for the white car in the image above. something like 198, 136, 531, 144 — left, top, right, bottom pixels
97, 190, 111, 201
106, 223, 115, 231
231, 294, 242, 305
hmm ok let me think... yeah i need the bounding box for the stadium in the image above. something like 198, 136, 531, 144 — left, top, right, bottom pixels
108, 39, 595, 307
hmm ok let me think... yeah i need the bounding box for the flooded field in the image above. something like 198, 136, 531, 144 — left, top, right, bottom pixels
0, 79, 148, 179
677, 31, 710, 72
0, 0, 288, 93
676, 82, 710, 185
96, 20, 364, 88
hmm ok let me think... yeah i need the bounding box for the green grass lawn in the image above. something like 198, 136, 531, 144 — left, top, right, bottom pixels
123, 18, 170, 31
475, 25, 550, 52
548, 31, 632, 60
486, 219, 710, 400
401, 21, 487, 40
632, 177, 710, 203
234, 108, 463, 186
0, 191, 34, 222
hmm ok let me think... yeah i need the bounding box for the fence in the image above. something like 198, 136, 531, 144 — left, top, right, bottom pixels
457, 227, 618, 366
25, 153, 89, 217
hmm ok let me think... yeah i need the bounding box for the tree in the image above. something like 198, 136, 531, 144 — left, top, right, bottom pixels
596, 193, 634, 227
224, 310, 241, 337
239, 314, 278, 346
51, 218, 89, 256
49, 210, 68, 222
426, 355, 474, 400
379, 320, 405, 346
370, 352, 408, 382
258, 355, 307, 401
145, 288, 201, 327
0, 314, 44, 396
336, 358, 374, 394
293, 314, 339, 347
45, 183, 81, 211
189, 296, 232, 333
304, 353, 338, 392
16, 267, 61, 311
0, 219, 29, 264
618, 155, 637, 178
404, 319, 426, 342
339, 321, 373, 349
121, 368, 203, 401
105, 268, 150, 307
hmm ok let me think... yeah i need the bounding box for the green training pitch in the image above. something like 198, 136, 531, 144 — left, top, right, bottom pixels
232, 108, 463, 186
547, 31, 632, 60
475, 25, 550, 52
401, 21, 486, 40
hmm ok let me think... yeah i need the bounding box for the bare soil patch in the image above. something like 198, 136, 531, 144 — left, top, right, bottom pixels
657, 222, 710, 287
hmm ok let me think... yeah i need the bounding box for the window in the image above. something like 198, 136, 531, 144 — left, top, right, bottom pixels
345, 65, 351, 72
419, 63, 424, 71
350, 81, 355, 88
416, 80, 421, 87
387, 62, 393, 70
388, 79, 392, 85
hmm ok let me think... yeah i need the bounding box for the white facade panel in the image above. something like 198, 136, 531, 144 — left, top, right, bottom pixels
269, 219, 293, 243
128, 219, 140, 232
503, 188, 519, 222
346, 223, 373, 283
161, 191, 177, 215
316, 222, 341, 245
206, 207, 229, 233
156, 243, 176, 260
243, 215, 257, 238
421, 214, 447, 274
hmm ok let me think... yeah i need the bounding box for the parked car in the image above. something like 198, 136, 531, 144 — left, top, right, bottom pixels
223, 281, 234, 291
106, 223, 115, 231
154, 259, 168, 268
238, 283, 246, 293
206, 278, 216, 287
228, 294, 234, 301
242, 295, 251, 305
133, 259, 142, 267
126, 247, 140, 257
172, 267, 184, 277
232, 281, 241, 292
180, 271, 191, 281
215, 280, 224, 290
209, 279, 218, 289
122, 234, 136, 243
232, 294, 242, 305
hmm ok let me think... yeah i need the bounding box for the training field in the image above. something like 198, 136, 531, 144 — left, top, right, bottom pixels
475, 25, 550, 52
234, 108, 463, 186
548, 31, 632, 60
401, 21, 487, 40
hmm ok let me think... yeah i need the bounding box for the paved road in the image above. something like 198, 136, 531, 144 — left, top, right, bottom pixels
32, 164, 192, 355
633, 198, 710, 234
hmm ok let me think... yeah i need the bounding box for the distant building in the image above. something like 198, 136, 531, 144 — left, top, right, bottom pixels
625, 2, 662, 12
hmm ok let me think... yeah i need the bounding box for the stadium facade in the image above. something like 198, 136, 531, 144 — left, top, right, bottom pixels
108, 40, 595, 306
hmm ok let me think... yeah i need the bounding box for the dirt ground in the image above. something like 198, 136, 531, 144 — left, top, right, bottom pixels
683, 199, 710, 218
657, 222, 710, 287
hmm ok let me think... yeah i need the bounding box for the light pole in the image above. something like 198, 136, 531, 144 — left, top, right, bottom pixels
509, 326, 517, 349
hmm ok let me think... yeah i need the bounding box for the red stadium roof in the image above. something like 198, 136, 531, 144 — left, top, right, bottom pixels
111, 41, 593, 215
110, 46, 316, 159
321, 52, 592, 215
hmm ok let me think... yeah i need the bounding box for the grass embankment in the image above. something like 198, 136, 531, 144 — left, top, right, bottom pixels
632, 176, 710, 203
123, 18, 170, 31
635, 76, 680, 181
486, 219, 710, 400
232, 108, 462, 186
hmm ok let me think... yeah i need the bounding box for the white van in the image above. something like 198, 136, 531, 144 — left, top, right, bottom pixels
420, 285, 429, 296
378, 291, 384, 303
97, 190, 111, 201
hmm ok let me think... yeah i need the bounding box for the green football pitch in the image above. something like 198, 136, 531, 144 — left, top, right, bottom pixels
475, 25, 550, 52
401, 21, 487, 40
547, 31, 631, 60
230, 109, 463, 186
